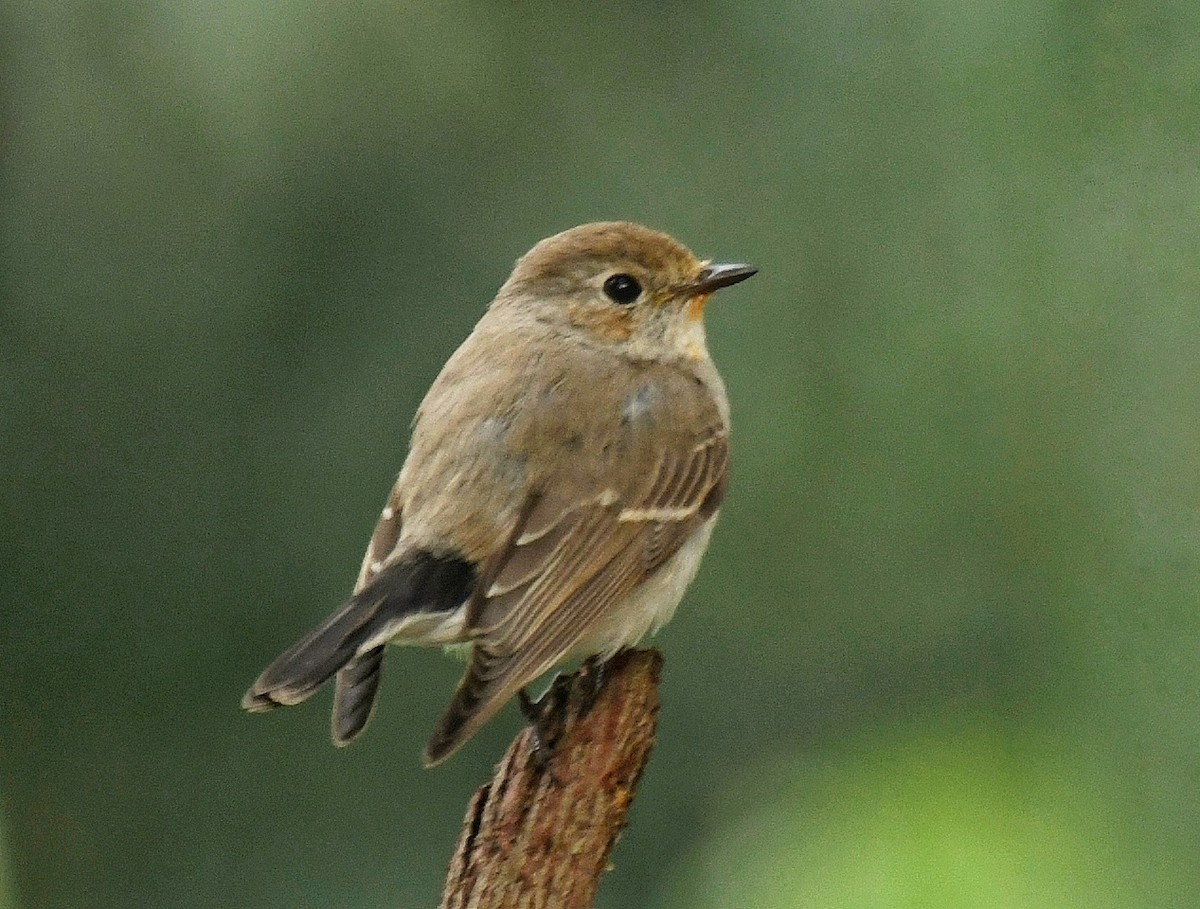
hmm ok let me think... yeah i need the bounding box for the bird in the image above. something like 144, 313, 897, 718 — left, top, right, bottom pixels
242, 221, 756, 766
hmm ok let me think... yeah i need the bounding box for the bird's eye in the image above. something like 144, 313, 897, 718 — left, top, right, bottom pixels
602, 273, 642, 305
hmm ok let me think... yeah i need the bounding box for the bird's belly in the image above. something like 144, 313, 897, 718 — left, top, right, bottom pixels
570, 515, 718, 660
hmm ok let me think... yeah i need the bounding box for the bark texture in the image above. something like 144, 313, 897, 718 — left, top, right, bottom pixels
439, 648, 663, 909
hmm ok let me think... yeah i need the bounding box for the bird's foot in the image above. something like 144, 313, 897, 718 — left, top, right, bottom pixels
516, 656, 613, 772
518, 679, 570, 771
576, 654, 610, 715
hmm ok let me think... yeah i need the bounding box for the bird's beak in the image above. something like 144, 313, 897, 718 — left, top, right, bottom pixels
690, 263, 758, 294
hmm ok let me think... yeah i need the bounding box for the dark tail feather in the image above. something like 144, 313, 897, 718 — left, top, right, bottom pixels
242, 595, 381, 713
423, 645, 520, 767
242, 549, 477, 740
331, 647, 384, 745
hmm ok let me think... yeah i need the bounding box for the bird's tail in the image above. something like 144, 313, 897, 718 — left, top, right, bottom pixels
331, 647, 384, 745
242, 596, 382, 713
242, 550, 477, 742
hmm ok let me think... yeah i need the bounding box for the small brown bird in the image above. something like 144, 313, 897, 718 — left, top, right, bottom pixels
242, 221, 755, 765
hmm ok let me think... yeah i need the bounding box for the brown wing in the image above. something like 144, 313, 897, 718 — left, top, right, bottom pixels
422, 424, 728, 765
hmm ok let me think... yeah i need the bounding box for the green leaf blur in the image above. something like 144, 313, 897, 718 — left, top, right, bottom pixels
663, 724, 1152, 908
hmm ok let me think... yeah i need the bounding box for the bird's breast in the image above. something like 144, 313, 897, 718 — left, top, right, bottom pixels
569, 515, 718, 660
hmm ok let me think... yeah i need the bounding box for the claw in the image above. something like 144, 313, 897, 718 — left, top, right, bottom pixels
577, 655, 609, 715
516, 678, 569, 770
514, 657, 615, 772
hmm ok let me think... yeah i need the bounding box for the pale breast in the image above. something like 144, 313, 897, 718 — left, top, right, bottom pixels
568, 515, 718, 660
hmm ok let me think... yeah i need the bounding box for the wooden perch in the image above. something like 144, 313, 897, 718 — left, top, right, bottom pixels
439, 648, 664, 909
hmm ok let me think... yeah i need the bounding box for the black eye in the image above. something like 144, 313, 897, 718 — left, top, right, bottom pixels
602, 273, 642, 305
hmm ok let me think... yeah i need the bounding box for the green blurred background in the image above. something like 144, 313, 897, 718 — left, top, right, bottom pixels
2, 1, 1198, 907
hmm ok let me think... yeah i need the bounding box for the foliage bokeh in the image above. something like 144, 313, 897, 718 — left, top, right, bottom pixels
2, 2, 1198, 907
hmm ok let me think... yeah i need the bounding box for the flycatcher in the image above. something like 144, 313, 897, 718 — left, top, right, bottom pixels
242, 221, 756, 765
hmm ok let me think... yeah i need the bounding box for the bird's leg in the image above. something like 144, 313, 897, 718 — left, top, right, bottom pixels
517, 687, 546, 730
515, 656, 612, 769
576, 653, 610, 715
517, 678, 570, 770
516, 688, 549, 769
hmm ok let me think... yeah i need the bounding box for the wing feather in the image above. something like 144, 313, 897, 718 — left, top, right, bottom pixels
423, 422, 728, 765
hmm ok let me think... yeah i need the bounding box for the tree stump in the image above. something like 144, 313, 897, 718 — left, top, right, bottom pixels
440, 648, 663, 909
